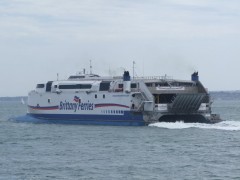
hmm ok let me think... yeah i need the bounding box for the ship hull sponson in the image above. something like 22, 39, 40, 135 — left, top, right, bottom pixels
27, 92, 146, 126
27, 111, 146, 126
159, 114, 222, 124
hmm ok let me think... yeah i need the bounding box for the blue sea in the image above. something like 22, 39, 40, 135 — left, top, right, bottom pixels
1, 93, 240, 180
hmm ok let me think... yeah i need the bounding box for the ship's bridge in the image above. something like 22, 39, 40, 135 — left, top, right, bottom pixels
68, 74, 100, 80
51, 80, 100, 93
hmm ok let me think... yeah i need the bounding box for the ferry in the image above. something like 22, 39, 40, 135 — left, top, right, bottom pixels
27, 70, 221, 125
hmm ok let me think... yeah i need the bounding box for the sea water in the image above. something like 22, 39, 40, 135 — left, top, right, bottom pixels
1, 96, 240, 179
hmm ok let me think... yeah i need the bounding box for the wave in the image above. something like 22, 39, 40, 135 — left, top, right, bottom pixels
9, 115, 47, 124
149, 121, 240, 131
10, 115, 240, 131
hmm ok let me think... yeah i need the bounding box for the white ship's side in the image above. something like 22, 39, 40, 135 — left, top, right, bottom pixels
27, 71, 221, 125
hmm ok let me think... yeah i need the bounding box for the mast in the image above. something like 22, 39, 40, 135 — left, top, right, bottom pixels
133, 61, 135, 79
90, 60, 92, 74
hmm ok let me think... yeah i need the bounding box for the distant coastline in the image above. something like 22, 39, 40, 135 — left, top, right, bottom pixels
1, 91, 240, 101
0, 96, 27, 102
210, 91, 240, 100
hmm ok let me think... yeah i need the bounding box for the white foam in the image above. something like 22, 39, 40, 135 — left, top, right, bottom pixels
149, 121, 240, 131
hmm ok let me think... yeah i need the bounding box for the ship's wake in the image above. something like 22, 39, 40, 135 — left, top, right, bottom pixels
9, 115, 46, 123
10, 115, 240, 130
149, 121, 240, 131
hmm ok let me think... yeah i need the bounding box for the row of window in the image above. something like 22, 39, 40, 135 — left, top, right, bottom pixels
37, 84, 92, 89
38, 82, 195, 90
58, 84, 92, 89
101, 110, 124, 114
101, 82, 137, 91
37, 82, 138, 91
146, 82, 194, 87
95, 94, 105, 99
118, 83, 137, 88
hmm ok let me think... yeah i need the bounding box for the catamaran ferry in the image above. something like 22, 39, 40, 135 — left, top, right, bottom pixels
27, 70, 221, 125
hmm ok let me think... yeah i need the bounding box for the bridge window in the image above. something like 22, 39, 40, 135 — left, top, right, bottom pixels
36, 84, 45, 88
68, 75, 85, 79
46, 81, 53, 92
100, 82, 110, 91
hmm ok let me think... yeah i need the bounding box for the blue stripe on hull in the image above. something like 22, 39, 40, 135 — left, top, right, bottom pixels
27, 112, 146, 126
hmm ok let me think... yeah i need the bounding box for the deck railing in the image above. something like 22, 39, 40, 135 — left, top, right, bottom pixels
132, 76, 173, 80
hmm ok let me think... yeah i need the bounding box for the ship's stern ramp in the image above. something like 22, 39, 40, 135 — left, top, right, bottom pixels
168, 93, 207, 114
158, 93, 214, 123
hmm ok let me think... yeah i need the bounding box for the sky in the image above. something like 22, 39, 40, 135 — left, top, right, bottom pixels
0, 0, 240, 96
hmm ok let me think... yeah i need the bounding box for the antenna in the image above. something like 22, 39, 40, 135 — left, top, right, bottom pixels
142, 61, 144, 77
90, 60, 92, 74
57, 73, 59, 81
133, 61, 135, 79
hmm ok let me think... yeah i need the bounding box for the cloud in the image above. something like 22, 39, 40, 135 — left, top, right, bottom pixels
0, 0, 240, 95
1, 0, 240, 42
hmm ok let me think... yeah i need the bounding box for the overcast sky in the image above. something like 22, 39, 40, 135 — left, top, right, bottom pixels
0, 0, 240, 96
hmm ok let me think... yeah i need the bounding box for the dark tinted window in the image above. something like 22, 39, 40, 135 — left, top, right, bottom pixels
159, 94, 176, 103
59, 85, 76, 89
46, 81, 53, 92
76, 84, 92, 89
145, 83, 152, 87
131, 83, 137, 88
178, 82, 194, 87
59, 84, 92, 89
36, 84, 45, 88
118, 84, 123, 88
155, 82, 169, 87
100, 82, 110, 91
90, 74, 100, 77
68, 76, 85, 79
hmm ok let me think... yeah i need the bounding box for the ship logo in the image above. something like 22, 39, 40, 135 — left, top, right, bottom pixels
74, 96, 81, 103
59, 96, 94, 112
